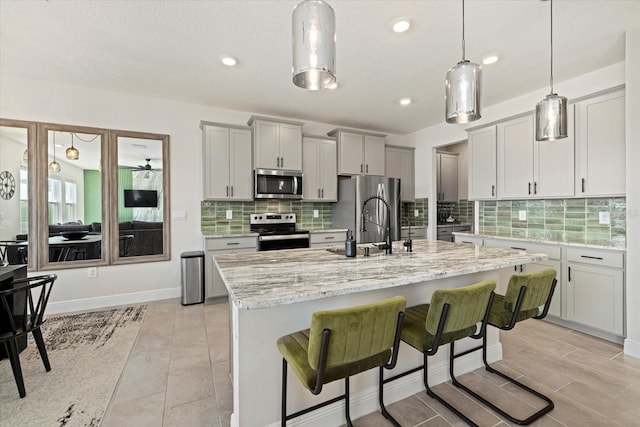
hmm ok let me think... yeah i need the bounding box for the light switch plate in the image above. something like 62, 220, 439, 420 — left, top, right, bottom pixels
519, 210, 527, 221
172, 210, 187, 220
88, 267, 97, 278
599, 211, 611, 225
226, 210, 233, 220
313, 209, 319, 218
414, 209, 419, 217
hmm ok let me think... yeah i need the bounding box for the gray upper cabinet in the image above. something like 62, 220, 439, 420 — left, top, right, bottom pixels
302, 136, 337, 201
575, 88, 625, 197
201, 122, 253, 200
248, 116, 304, 171
436, 152, 458, 202
468, 125, 497, 200
386, 145, 415, 201
328, 128, 386, 176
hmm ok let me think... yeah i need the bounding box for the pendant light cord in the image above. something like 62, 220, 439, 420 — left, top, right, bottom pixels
550, 0, 554, 94
461, 0, 466, 61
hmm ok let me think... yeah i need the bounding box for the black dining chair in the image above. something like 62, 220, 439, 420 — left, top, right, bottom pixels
0, 274, 57, 398
119, 234, 134, 257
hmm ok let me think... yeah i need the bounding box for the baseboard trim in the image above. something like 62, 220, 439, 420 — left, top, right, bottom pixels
46, 287, 181, 314
624, 338, 640, 358
260, 343, 502, 427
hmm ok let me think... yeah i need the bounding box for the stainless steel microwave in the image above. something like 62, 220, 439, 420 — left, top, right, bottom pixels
254, 169, 303, 199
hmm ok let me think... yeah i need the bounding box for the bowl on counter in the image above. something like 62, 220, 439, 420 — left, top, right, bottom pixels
60, 231, 89, 240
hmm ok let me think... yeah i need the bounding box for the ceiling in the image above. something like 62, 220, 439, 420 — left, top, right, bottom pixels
1, 1, 639, 136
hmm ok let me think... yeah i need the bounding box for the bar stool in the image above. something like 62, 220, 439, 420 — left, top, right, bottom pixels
380, 280, 496, 426
277, 295, 406, 426
452, 268, 557, 425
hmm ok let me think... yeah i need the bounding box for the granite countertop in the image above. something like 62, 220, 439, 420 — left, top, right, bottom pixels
213, 239, 548, 310
454, 232, 626, 251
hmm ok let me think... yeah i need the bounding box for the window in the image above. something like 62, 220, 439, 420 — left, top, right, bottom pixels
19, 168, 28, 234
64, 181, 77, 223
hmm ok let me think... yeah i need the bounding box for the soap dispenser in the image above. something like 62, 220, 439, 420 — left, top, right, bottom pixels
345, 229, 357, 257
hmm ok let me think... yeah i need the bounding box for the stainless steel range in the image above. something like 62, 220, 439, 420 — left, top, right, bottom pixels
250, 213, 310, 251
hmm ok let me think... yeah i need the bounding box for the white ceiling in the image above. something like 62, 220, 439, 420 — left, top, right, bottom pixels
1, 1, 639, 136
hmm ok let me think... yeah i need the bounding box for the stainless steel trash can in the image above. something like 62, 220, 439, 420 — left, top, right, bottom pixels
180, 251, 204, 305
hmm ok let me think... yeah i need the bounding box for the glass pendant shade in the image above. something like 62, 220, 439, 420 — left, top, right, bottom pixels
536, 93, 568, 141
292, 0, 336, 90
66, 134, 79, 160
49, 160, 61, 172
23, 149, 28, 161
445, 60, 482, 123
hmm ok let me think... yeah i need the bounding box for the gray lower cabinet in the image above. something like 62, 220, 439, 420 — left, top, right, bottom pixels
401, 226, 425, 240
438, 224, 470, 242
204, 236, 257, 298
566, 247, 624, 335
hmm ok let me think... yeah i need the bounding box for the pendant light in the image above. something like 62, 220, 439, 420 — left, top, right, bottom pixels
22, 148, 28, 161
292, 0, 336, 90
49, 131, 61, 173
535, 0, 567, 141
66, 132, 79, 160
445, 0, 482, 124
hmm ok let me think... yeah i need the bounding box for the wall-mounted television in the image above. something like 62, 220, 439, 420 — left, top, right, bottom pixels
124, 189, 158, 208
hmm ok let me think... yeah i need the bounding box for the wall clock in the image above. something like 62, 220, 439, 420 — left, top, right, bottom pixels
0, 170, 16, 200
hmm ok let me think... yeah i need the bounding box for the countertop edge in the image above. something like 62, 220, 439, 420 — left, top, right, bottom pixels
454, 232, 626, 251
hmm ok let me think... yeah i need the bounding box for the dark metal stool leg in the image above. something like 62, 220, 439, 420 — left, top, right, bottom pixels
345, 376, 353, 427
281, 358, 287, 427
6, 339, 26, 398
32, 328, 51, 371
378, 367, 401, 426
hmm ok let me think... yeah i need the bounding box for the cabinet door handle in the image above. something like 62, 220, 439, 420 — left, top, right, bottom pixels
581, 178, 586, 193
226, 186, 229, 197
321, 188, 324, 198
511, 246, 527, 251
528, 182, 531, 195
317, 189, 321, 198
491, 185, 495, 197
281, 157, 284, 168
360, 164, 363, 173
366, 164, 369, 173
230, 186, 234, 197
226, 242, 240, 246
534, 182, 537, 194
568, 266, 571, 282
581, 255, 604, 260
325, 236, 335, 240
520, 265, 524, 273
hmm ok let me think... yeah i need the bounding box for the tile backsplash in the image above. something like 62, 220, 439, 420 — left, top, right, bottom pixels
479, 198, 626, 247
201, 197, 430, 235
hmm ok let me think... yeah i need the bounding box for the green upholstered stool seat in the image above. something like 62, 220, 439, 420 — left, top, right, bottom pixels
277, 295, 406, 426
380, 280, 496, 426
401, 304, 477, 353
277, 329, 391, 391
453, 268, 558, 425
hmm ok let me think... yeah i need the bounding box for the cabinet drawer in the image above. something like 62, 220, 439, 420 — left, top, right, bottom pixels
455, 235, 483, 246
310, 231, 344, 245
566, 247, 624, 269
206, 236, 257, 251
484, 238, 561, 259
437, 226, 453, 236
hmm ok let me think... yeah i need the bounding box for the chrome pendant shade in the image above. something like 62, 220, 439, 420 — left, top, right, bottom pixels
66, 132, 79, 160
445, 0, 482, 124
292, 0, 336, 90
446, 60, 482, 124
535, 0, 567, 141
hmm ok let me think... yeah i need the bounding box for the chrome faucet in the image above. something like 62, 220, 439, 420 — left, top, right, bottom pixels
360, 195, 392, 254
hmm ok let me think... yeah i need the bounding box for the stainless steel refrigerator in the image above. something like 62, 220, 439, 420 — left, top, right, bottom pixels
332, 176, 401, 244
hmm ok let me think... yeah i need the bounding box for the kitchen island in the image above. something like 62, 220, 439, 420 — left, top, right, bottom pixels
214, 239, 548, 427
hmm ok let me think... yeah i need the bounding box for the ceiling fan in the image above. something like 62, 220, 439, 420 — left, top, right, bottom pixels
136, 158, 153, 171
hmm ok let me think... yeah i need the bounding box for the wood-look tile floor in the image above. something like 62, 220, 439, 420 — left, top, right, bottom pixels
102, 299, 640, 426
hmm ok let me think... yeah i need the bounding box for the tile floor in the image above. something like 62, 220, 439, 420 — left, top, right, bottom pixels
103, 298, 640, 426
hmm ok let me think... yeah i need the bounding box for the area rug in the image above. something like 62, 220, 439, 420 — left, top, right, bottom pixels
0, 305, 147, 426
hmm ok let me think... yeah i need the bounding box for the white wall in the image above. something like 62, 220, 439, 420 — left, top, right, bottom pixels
0, 133, 26, 240
0, 75, 405, 312
624, 28, 640, 358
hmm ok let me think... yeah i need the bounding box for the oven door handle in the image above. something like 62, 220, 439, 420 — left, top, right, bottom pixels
293, 176, 298, 196
259, 234, 310, 242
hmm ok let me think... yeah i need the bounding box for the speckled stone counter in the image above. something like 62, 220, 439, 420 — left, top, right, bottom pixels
214, 239, 548, 310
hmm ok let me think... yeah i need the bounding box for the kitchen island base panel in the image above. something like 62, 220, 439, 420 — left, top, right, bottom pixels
230, 270, 505, 427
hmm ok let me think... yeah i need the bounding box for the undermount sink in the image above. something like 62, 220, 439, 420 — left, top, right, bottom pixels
325, 245, 412, 257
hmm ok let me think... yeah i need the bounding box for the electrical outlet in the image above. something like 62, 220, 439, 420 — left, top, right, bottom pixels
599, 211, 610, 225
519, 210, 527, 221
226, 210, 233, 220
414, 209, 419, 217
313, 209, 319, 218
88, 267, 97, 278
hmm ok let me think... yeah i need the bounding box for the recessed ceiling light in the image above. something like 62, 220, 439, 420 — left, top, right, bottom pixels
220, 55, 237, 66
391, 18, 412, 33
482, 55, 499, 65
399, 97, 412, 106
